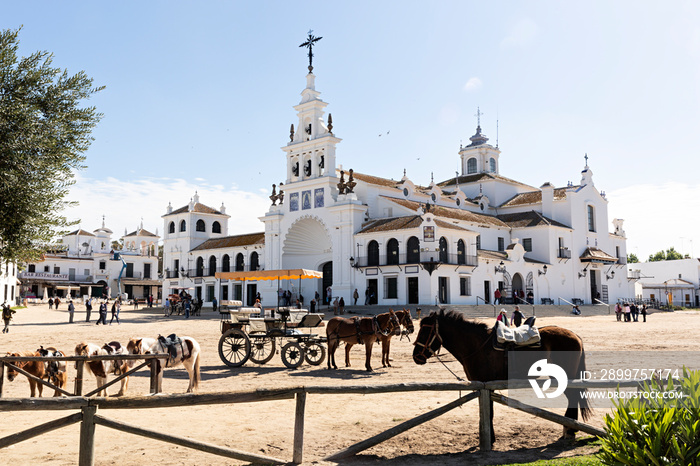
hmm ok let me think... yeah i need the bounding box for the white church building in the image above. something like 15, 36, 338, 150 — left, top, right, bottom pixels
162, 57, 633, 308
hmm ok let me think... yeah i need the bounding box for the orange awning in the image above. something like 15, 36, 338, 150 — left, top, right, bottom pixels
215, 269, 323, 281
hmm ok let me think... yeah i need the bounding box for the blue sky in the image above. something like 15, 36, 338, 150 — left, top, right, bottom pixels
5, 1, 700, 260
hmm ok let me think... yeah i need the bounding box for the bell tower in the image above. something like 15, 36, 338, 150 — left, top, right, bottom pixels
282, 33, 341, 185
459, 108, 501, 176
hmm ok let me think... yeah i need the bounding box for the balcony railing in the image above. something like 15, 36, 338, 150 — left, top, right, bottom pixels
353, 253, 477, 268
165, 266, 259, 279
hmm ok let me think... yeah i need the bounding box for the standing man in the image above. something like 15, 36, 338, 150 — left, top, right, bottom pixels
212, 296, 218, 313
85, 297, 92, 322
364, 288, 370, 306
2, 302, 16, 333
641, 304, 647, 322
339, 296, 345, 315
97, 300, 108, 325
510, 306, 524, 327
68, 300, 75, 323
326, 285, 332, 308
353, 289, 359, 306
494, 288, 501, 305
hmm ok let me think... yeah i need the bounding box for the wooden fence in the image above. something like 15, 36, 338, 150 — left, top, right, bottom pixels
0, 378, 669, 465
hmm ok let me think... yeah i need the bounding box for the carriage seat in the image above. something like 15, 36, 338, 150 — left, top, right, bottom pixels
494, 320, 540, 347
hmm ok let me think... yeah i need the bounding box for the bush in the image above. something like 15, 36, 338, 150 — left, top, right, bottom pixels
599, 369, 700, 465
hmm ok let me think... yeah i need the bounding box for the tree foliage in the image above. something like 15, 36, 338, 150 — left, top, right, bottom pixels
627, 253, 639, 263
648, 247, 684, 262
0, 27, 103, 262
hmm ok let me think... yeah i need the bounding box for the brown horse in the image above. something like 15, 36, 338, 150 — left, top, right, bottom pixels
327, 310, 400, 371
5, 351, 46, 397
413, 310, 591, 442
377, 309, 414, 368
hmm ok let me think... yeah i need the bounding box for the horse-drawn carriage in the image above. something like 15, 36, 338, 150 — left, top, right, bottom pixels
218, 304, 326, 368
213, 269, 328, 369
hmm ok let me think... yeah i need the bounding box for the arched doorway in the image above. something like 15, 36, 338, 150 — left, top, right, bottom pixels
322, 261, 333, 306
282, 217, 332, 305
512, 273, 524, 304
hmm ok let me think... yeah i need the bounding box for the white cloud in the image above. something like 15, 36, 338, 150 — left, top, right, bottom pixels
501, 18, 539, 50
463, 77, 482, 92
63, 174, 269, 240
607, 182, 700, 260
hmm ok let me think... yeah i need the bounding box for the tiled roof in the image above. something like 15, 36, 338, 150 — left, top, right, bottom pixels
165, 203, 223, 216
190, 232, 265, 252
499, 187, 570, 208
437, 173, 535, 190
124, 228, 158, 238
383, 196, 509, 228
65, 229, 95, 237
478, 250, 508, 261
579, 247, 617, 263
357, 216, 469, 234
351, 172, 401, 188
497, 211, 571, 229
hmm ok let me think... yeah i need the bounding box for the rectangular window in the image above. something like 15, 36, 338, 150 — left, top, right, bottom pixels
99, 261, 106, 270
84, 269, 90, 276
125, 263, 134, 278
384, 277, 398, 299
616, 246, 620, 259
498, 237, 505, 252
587, 205, 596, 232
221, 285, 229, 301
44, 265, 50, 272
28, 264, 36, 273
144, 263, 151, 279
523, 238, 532, 252
233, 284, 242, 301
459, 276, 471, 296
476, 235, 481, 250
54, 266, 60, 274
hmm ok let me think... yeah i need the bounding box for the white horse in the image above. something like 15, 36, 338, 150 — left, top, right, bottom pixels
74, 341, 129, 397
127, 335, 201, 393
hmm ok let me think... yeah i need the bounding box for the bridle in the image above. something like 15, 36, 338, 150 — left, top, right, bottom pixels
413, 318, 443, 361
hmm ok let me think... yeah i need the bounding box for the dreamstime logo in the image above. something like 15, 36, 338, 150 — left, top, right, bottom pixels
528, 359, 568, 399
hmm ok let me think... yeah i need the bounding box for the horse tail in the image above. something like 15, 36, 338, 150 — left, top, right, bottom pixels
577, 350, 592, 422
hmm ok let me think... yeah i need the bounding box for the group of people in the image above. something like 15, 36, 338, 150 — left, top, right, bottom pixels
496, 306, 526, 327
494, 289, 534, 305
47, 297, 61, 309
278, 289, 303, 307
615, 302, 647, 322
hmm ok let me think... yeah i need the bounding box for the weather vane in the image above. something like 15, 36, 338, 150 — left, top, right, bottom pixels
299, 30, 322, 72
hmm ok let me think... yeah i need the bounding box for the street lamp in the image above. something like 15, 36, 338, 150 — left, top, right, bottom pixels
494, 261, 506, 274
538, 265, 548, 276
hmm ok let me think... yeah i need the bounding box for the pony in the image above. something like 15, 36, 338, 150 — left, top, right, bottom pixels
37, 346, 68, 396
74, 341, 130, 397
129, 335, 201, 393
377, 309, 415, 368
5, 351, 46, 397
412, 310, 591, 442
326, 309, 400, 372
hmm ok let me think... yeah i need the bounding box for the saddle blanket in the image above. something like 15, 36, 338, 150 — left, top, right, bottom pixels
496, 321, 541, 346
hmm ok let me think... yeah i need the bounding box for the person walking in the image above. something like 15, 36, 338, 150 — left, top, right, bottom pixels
54, 297, 61, 310
184, 298, 191, 319
641, 304, 648, 322
148, 294, 154, 308
510, 306, 524, 327
97, 301, 108, 325
353, 289, 359, 306
48, 297, 54, 310
68, 300, 75, 323
326, 286, 332, 308
109, 299, 121, 325
85, 297, 92, 322
339, 296, 345, 315
164, 297, 171, 317
332, 297, 339, 315
2, 302, 16, 333
212, 296, 218, 313
364, 288, 370, 306
615, 303, 622, 321
494, 288, 501, 305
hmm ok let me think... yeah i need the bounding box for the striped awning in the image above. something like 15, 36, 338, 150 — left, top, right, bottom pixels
216, 269, 323, 281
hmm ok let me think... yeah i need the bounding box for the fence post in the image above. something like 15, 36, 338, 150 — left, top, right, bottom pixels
75, 360, 84, 396
293, 390, 306, 464
0, 361, 4, 398
478, 389, 492, 452
79, 405, 97, 466
149, 359, 159, 394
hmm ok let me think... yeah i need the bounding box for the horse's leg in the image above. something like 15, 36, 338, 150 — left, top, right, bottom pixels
117, 366, 129, 396
563, 390, 580, 438
345, 342, 354, 367
364, 341, 374, 372
30, 379, 38, 397
383, 337, 391, 367
327, 336, 338, 370
490, 398, 496, 445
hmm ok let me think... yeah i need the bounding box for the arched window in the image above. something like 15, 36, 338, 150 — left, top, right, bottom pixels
367, 240, 380, 266
386, 238, 399, 265
222, 254, 230, 273
195, 257, 204, 277
235, 253, 244, 271
439, 237, 448, 263
212, 221, 221, 234
168, 222, 175, 234
489, 157, 496, 172
457, 239, 466, 265
196, 219, 206, 232
467, 157, 477, 174
250, 251, 260, 271
179, 220, 186, 232
208, 255, 216, 276
407, 236, 420, 263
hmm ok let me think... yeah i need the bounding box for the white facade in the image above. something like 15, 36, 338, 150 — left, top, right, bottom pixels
628, 259, 700, 307
162, 66, 633, 308
1, 258, 19, 305
21, 221, 160, 300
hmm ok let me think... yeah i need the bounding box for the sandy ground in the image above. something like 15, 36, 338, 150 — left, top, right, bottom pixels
0, 303, 697, 465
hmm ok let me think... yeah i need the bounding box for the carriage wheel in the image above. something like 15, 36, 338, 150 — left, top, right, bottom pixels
303, 342, 326, 366
249, 335, 276, 364
281, 342, 305, 369
218, 329, 251, 367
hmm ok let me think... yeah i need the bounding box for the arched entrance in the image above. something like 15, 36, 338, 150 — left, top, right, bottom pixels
282, 217, 332, 305
322, 262, 333, 306
512, 273, 524, 303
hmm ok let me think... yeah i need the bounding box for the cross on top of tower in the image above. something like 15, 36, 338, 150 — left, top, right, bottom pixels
299, 30, 322, 72
584, 153, 589, 167
475, 107, 483, 127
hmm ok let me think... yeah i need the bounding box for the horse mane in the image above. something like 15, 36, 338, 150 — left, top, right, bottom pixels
436, 309, 490, 337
